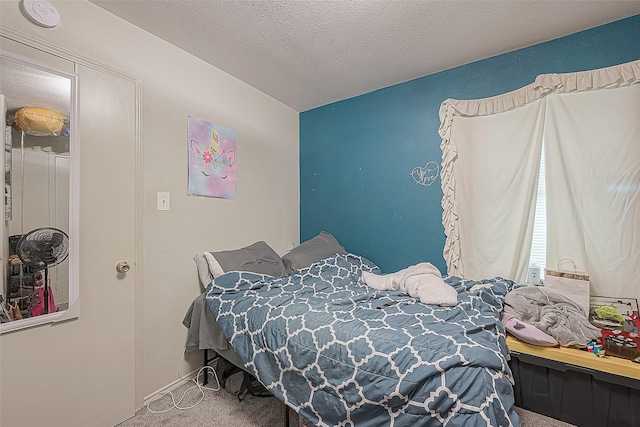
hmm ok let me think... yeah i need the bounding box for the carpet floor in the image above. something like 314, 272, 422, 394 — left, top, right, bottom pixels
117, 379, 576, 427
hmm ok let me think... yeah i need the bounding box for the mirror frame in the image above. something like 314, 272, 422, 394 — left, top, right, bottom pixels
0, 52, 79, 334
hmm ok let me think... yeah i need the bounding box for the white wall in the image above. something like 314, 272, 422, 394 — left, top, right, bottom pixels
0, 0, 299, 407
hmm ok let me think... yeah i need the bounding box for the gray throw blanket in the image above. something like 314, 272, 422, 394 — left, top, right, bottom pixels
502, 286, 600, 347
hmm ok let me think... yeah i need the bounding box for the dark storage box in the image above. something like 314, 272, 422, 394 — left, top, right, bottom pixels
601, 328, 639, 360
509, 351, 640, 427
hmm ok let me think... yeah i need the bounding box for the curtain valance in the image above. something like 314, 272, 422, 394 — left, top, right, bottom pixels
440, 60, 640, 122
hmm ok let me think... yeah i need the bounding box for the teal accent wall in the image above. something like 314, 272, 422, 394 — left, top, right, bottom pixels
300, 15, 640, 274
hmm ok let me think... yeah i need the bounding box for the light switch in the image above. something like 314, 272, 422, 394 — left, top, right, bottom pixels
157, 192, 170, 211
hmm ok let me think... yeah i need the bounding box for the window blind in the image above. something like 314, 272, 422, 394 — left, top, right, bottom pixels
529, 144, 546, 279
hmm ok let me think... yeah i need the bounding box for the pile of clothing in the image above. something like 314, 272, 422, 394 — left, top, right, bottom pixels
502, 286, 601, 347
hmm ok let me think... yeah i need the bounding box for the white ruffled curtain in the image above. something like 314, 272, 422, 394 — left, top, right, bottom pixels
545, 83, 640, 303
439, 60, 640, 300
440, 98, 545, 281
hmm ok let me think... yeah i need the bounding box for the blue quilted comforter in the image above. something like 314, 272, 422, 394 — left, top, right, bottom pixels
205, 253, 519, 427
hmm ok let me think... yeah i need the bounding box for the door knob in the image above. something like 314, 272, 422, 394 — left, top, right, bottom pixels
116, 260, 131, 273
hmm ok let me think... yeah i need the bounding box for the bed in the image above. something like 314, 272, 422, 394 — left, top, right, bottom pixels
184, 233, 519, 426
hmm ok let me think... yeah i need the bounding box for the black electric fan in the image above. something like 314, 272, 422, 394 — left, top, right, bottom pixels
16, 227, 70, 314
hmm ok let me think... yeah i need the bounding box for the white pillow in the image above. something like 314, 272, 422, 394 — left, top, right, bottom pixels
193, 253, 214, 287
203, 251, 225, 278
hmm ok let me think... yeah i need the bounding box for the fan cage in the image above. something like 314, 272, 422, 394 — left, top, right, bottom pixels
16, 227, 70, 269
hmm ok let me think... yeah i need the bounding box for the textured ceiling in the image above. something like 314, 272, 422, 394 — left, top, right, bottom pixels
90, 1, 640, 112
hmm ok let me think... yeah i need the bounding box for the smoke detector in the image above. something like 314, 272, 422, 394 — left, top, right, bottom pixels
20, 0, 61, 29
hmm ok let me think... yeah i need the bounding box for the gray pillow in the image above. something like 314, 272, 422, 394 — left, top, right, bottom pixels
208, 241, 287, 278
282, 231, 346, 274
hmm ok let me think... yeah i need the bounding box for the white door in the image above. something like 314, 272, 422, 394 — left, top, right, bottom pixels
0, 40, 138, 426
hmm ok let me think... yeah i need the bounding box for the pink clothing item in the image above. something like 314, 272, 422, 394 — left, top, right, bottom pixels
31, 286, 58, 316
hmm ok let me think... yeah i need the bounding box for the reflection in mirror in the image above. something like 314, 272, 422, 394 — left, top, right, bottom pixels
0, 54, 77, 332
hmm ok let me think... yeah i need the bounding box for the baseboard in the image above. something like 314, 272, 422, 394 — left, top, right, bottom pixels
142, 368, 200, 408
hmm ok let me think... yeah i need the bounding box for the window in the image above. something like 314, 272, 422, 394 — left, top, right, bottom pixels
529, 144, 546, 279
439, 60, 640, 304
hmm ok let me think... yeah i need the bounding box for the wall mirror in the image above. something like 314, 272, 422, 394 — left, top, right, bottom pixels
0, 53, 79, 333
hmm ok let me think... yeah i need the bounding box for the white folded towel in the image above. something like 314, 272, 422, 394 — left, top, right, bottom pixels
362, 262, 457, 307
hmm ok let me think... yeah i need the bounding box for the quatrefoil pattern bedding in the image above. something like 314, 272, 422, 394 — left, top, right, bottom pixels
205, 253, 519, 427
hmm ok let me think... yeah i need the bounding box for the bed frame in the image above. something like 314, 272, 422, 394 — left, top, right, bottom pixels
202, 348, 294, 426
